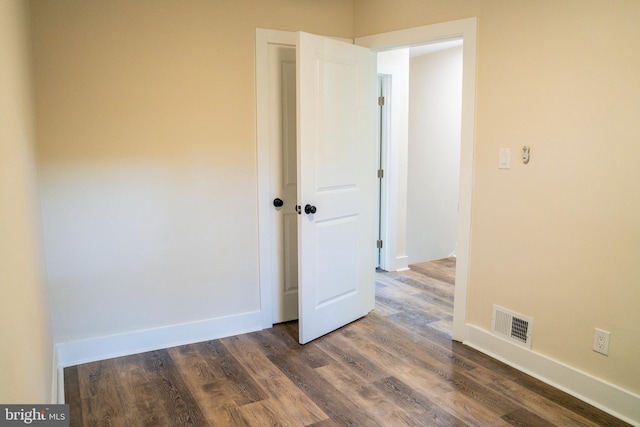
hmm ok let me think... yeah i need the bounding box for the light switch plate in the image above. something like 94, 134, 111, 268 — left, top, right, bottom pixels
499, 148, 511, 169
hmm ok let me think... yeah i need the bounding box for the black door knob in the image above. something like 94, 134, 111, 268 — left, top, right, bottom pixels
273, 198, 284, 207
304, 204, 317, 214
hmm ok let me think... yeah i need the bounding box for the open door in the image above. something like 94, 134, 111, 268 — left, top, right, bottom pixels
297, 32, 377, 344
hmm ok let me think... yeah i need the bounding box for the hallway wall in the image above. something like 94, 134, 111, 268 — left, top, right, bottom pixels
406, 46, 462, 264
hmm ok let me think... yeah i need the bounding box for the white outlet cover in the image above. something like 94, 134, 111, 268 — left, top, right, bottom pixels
593, 328, 610, 356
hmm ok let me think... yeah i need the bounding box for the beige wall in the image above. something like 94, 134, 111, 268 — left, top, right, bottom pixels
355, 0, 640, 394
0, 0, 53, 403
31, 0, 353, 344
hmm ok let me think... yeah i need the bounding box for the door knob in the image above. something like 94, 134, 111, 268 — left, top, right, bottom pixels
273, 198, 284, 207
304, 204, 317, 214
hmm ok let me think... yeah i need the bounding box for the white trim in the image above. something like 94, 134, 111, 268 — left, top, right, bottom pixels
356, 18, 475, 51
356, 17, 478, 342
395, 255, 409, 271
57, 367, 64, 404
56, 310, 264, 369
466, 325, 640, 426
376, 74, 391, 271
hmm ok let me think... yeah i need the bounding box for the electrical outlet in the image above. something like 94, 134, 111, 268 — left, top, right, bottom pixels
593, 328, 610, 356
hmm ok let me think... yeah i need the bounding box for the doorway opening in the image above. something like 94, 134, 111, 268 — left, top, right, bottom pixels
357, 18, 477, 341
374, 39, 463, 339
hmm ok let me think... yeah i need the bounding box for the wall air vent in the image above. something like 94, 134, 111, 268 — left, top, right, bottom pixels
491, 305, 533, 350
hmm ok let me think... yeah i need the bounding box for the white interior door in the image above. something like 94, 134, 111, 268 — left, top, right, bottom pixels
297, 32, 377, 344
268, 44, 299, 323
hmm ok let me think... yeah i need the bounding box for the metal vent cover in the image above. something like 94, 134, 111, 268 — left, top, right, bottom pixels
491, 305, 533, 350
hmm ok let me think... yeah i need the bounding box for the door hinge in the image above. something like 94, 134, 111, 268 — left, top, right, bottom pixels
377, 169, 384, 178
378, 96, 385, 106
376, 240, 383, 249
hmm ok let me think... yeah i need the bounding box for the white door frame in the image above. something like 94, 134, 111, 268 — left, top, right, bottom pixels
356, 17, 477, 342
376, 74, 392, 271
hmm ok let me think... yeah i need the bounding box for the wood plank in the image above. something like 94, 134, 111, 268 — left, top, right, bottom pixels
76, 359, 128, 426
384, 269, 455, 305
169, 339, 269, 425
266, 348, 381, 426
426, 318, 453, 338
346, 315, 526, 424
463, 363, 602, 427
222, 334, 328, 426
315, 364, 422, 425
501, 407, 557, 427
243, 326, 299, 357
112, 352, 169, 426
373, 375, 467, 427
195, 340, 267, 405
354, 312, 476, 373
63, 366, 84, 427
313, 332, 390, 384
376, 280, 453, 319
235, 399, 300, 427
331, 322, 510, 425
433, 388, 514, 427
141, 349, 207, 426
409, 256, 456, 284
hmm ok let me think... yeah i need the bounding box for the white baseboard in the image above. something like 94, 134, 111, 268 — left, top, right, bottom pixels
57, 365, 65, 404
465, 325, 640, 426
56, 310, 265, 370
395, 255, 409, 271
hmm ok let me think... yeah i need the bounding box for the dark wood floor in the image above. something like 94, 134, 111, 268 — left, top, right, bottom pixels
64, 258, 629, 426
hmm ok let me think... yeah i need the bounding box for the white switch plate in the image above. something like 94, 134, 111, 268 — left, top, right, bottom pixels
499, 148, 511, 169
